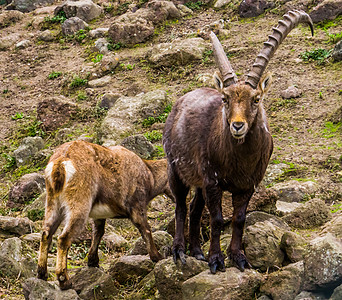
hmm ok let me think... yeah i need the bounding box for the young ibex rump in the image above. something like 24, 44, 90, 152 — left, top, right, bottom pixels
163, 10, 313, 273
37, 140, 172, 289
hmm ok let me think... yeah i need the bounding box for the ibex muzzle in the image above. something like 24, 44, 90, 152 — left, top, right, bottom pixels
163, 10, 313, 273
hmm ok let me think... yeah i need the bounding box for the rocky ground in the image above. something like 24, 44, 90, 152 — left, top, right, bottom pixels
0, 0, 342, 299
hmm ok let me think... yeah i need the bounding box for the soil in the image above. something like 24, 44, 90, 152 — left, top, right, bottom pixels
0, 0, 341, 298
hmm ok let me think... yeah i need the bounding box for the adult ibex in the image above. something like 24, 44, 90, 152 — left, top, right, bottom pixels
163, 10, 313, 273
37, 140, 172, 289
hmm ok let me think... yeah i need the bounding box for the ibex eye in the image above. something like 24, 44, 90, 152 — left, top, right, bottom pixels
254, 96, 260, 103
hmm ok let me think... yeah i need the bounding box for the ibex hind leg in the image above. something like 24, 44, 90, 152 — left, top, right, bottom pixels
56, 209, 90, 290
37, 201, 63, 281
88, 219, 106, 268
189, 188, 206, 261
168, 166, 189, 265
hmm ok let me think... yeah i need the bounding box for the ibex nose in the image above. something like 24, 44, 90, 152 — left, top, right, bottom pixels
232, 122, 245, 132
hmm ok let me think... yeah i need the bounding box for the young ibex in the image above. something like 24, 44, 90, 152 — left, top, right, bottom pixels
37, 140, 172, 289
163, 10, 313, 273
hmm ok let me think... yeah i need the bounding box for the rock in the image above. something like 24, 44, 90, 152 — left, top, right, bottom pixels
309, 0, 342, 23
55, 128, 73, 144
0, 216, 35, 237
245, 211, 290, 231
0, 10, 24, 28
281, 231, 307, 263
276, 200, 303, 217
214, 0, 231, 9
16, 39, 31, 49
257, 296, 272, 300
13, 137, 44, 167
108, 255, 155, 284
102, 232, 128, 250
22, 278, 81, 300
131, 230, 173, 255
332, 40, 342, 62
303, 233, 342, 291
70, 267, 117, 299
0, 33, 20, 51
22, 191, 46, 220
77, 134, 94, 143
182, 268, 263, 300
5, 0, 55, 13
7, 172, 45, 209
21, 232, 42, 250
61, 16, 88, 36
330, 283, 342, 300
55, 0, 103, 22
37, 97, 78, 132
263, 163, 289, 186
270, 180, 318, 203
282, 198, 332, 229
281, 85, 302, 99
0, 237, 36, 279
154, 256, 208, 300
94, 54, 120, 76
177, 4, 192, 16
100, 89, 169, 143
260, 261, 304, 300
88, 75, 111, 88
294, 291, 319, 300
89, 27, 109, 38
94, 38, 109, 54
320, 214, 342, 238
37, 29, 54, 42
148, 38, 206, 68
99, 93, 120, 109
238, 0, 274, 18
244, 220, 285, 271
202, 233, 231, 257
121, 134, 155, 159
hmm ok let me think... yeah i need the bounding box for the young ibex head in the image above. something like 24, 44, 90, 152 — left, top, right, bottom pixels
211, 10, 313, 141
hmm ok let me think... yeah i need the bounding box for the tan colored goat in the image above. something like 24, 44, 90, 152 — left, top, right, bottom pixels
37, 140, 172, 289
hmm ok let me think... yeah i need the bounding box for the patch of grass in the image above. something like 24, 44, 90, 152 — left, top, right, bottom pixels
77, 91, 87, 101
331, 203, 342, 213
202, 49, 213, 64
48, 71, 62, 80
300, 48, 332, 64
120, 63, 135, 71
44, 11, 67, 24
152, 145, 165, 158
142, 103, 172, 127
107, 39, 123, 51
270, 98, 297, 110
185, 1, 204, 10
11, 112, 24, 120
70, 75, 88, 89
27, 209, 45, 221
1, 153, 16, 172
317, 15, 342, 30
324, 30, 342, 44
322, 121, 341, 138
91, 53, 103, 63
144, 130, 163, 142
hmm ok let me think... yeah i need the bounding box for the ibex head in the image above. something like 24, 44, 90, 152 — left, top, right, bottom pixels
210, 10, 313, 140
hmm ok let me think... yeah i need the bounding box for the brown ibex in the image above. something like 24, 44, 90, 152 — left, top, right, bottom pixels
163, 10, 313, 273
37, 140, 172, 289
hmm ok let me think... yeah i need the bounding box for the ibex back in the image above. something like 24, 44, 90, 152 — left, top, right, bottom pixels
37, 140, 172, 289
163, 10, 313, 273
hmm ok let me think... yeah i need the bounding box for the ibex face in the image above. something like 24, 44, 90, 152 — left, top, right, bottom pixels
214, 72, 272, 140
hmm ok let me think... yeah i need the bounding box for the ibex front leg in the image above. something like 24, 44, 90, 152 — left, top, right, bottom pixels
228, 189, 253, 271
88, 219, 106, 268
204, 182, 225, 274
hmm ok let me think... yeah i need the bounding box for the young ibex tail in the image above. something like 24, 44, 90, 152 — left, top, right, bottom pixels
163, 10, 313, 274
37, 140, 173, 290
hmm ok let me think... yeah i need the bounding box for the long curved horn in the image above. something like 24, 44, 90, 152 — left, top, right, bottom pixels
245, 10, 314, 89
210, 31, 238, 87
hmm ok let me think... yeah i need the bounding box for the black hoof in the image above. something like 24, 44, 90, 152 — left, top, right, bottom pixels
194, 253, 206, 261
229, 251, 251, 271
172, 248, 187, 265
208, 254, 225, 274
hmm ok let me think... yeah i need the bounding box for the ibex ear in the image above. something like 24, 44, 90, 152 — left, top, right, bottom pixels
213, 71, 224, 92
258, 72, 272, 95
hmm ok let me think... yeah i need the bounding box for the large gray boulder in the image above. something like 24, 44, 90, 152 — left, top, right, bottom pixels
330, 283, 342, 300
0, 10, 24, 28
55, 0, 103, 22
0, 237, 37, 280
120, 134, 155, 159
309, 0, 342, 23
154, 256, 208, 300
13, 137, 44, 166
100, 89, 169, 144
182, 268, 263, 300
22, 278, 81, 300
282, 198, 332, 229
260, 261, 304, 300
5, 0, 55, 12
320, 214, 342, 238
303, 233, 342, 291
148, 38, 206, 68
0, 216, 35, 237
7, 172, 45, 209
61, 16, 88, 36
332, 40, 342, 62
238, 0, 274, 18
281, 231, 307, 263
244, 220, 285, 271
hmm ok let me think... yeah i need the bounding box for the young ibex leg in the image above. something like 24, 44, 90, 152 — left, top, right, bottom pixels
37, 202, 62, 281
130, 209, 163, 262
204, 181, 225, 274
169, 168, 189, 264
88, 219, 106, 268
228, 189, 254, 271
189, 188, 206, 261
56, 213, 89, 290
